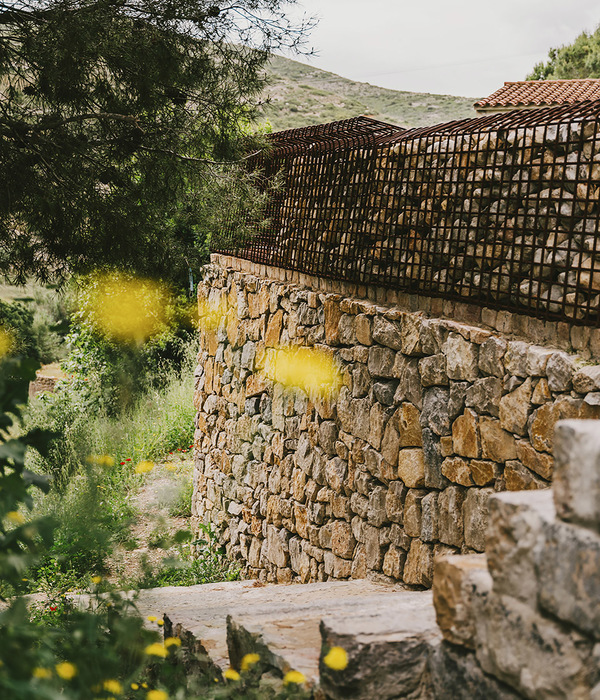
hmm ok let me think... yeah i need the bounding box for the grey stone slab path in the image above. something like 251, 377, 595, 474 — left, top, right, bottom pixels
131, 579, 439, 696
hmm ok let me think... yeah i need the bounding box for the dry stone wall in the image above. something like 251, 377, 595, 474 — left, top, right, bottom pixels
192, 260, 600, 587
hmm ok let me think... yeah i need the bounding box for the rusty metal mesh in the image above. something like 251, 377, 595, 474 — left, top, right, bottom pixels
216, 104, 600, 325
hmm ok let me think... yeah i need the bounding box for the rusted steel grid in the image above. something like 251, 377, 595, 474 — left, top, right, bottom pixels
216, 104, 600, 326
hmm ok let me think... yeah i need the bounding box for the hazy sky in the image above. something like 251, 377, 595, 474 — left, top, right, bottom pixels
283, 0, 600, 98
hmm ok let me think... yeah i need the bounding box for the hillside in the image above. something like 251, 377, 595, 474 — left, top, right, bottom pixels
258, 54, 479, 132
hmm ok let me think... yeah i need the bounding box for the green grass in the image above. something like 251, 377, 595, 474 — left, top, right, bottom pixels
258, 53, 479, 131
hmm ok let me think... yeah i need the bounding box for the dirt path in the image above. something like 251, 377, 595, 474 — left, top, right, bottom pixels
107, 454, 193, 587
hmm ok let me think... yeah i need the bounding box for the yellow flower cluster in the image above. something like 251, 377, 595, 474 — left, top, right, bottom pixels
283, 670, 306, 685
86, 454, 115, 467
259, 345, 343, 396
240, 653, 260, 671
6, 511, 25, 526
55, 662, 77, 680
323, 646, 348, 670
144, 643, 168, 658
134, 461, 154, 474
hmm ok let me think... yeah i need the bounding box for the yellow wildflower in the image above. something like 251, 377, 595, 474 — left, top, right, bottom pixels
240, 653, 260, 671
144, 643, 168, 658
6, 511, 25, 525
164, 637, 181, 649
131, 683, 139, 690
156, 619, 164, 626
87, 454, 115, 467
283, 670, 306, 685
146, 690, 168, 700
146, 615, 157, 622
55, 662, 77, 680
103, 679, 123, 694
0, 327, 14, 359
32, 667, 53, 679
259, 345, 342, 395
91, 575, 102, 584
135, 461, 154, 474
323, 646, 348, 670
223, 668, 240, 681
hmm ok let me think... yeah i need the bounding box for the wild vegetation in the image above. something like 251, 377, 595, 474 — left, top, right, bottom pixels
528, 23, 600, 80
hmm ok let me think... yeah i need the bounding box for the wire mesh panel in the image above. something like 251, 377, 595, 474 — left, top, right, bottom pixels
216, 105, 600, 326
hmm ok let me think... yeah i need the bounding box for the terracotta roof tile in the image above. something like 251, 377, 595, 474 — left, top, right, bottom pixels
474, 79, 600, 109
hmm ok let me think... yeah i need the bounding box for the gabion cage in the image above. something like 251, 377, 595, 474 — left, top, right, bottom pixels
217, 103, 600, 326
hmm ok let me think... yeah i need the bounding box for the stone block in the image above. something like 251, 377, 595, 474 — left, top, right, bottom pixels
382, 545, 406, 579
403, 539, 434, 586
398, 448, 425, 488
368, 346, 396, 378
325, 457, 347, 493
419, 354, 449, 387
531, 377, 551, 404
368, 402, 391, 451
396, 402, 423, 447
385, 480, 406, 524
441, 456, 474, 487
465, 377, 503, 417
475, 592, 594, 699
499, 378, 532, 437
452, 409, 480, 459
444, 333, 479, 381
478, 336, 507, 377
352, 364, 371, 398
463, 488, 493, 552
404, 489, 427, 538
504, 340, 528, 377
330, 520, 357, 559
364, 524, 384, 571
433, 554, 492, 649
480, 417, 516, 462
486, 490, 555, 605
526, 345, 553, 376
323, 550, 352, 578
573, 365, 600, 393
392, 355, 423, 408
470, 459, 500, 487
504, 460, 548, 491
537, 516, 600, 639
515, 440, 553, 480
355, 314, 373, 345
381, 422, 400, 467
438, 486, 466, 548
554, 420, 600, 533
318, 421, 339, 456
367, 486, 388, 527
372, 316, 403, 350
546, 351, 575, 392
421, 491, 439, 542
373, 380, 397, 405
421, 387, 451, 436
422, 428, 450, 489
400, 314, 424, 356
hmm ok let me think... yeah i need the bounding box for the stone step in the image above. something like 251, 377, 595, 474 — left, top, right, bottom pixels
132, 579, 440, 698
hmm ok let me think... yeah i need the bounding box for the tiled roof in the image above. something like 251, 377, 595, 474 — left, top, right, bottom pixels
474, 79, 600, 109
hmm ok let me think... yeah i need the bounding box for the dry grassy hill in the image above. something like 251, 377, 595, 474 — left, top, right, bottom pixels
258, 54, 479, 132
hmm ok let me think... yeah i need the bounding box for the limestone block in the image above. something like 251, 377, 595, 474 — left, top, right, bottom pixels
265, 525, 289, 568
323, 550, 352, 578
318, 421, 338, 456
486, 490, 555, 605
420, 387, 451, 436
392, 355, 423, 408
367, 486, 388, 527
573, 365, 600, 393
373, 380, 397, 406
504, 341, 529, 377
351, 543, 368, 579
475, 592, 594, 700
323, 300, 342, 345
422, 428, 450, 489
368, 346, 396, 378
325, 457, 347, 493
546, 351, 575, 392
448, 381, 469, 422
537, 516, 600, 639
465, 377, 503, 417
404, 489, 427, 538
389, 523, 412, 551
396, 402, 423, 448
364, 524, 384, 570
478, 336, 507, 377
531, 377, 551, 404
385, 481, 406, 524
403, 539, 434, 586
419, 354, 449, 387
330, 520, 357, 559
382, 545, 406, 579
421, 491, 439, 542
441, 457, 474, 487
368, 402, 391, 451
433, 554, 492, 649
526, 345, 554, 377
444, 333, 479, 381
372, 316, 403, 350
516, 440, 553, 480
499, 378, 532, 437
338, 314, 357, 345
355, 314, 373, 345
398, 449, 425, 488
351, 364, 371, 398
351, 397, 371, 442
463, 488, 493, 552
430, 642, 522, 700
438, 486, 465, 548
350, 492, 369, 519
381, 421, 401, 467
504, 460, 548, 491
400, 314, 424, 356
470, 459, 500, 487
452, 409, 480, 459
480, 417, 516, 462
554, 420, 600, 533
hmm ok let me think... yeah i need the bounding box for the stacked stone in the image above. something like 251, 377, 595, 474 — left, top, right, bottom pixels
269, 118, 600, 323
193, 263, 600, 587
432, 419, 600, 699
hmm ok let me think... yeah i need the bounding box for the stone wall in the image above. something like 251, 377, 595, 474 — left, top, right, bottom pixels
431, 419, 600, 698
192, 258, 600, 587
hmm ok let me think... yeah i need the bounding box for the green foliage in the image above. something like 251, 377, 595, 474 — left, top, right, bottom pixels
0, 0, 311, 286
527, 25, 600, 80
0, 301, 39, 361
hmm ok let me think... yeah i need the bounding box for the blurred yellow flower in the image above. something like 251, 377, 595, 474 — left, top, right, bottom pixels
32, 667, 53, 679
323, 646, 348, 670
164, 637, 181, 649
87, 454, 115, 467
144, 643, 168, 658
81, 272, 170, 344
146, 615, 157, 622
131, 683, 139, 690
197, 298, 228, 331
240, 652, 260, 671
146, 690, 168, 700
55, 662, 77, 680
283, 670, 306, 685
0, 327, 14, 359
135, 461, 154, 474
156, 619, 164, 626
103, 679, 123, 694
6, 511, 25, 525
259, 346, 342, 395
91, 575, 102, 584
223, 668, 240, 681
